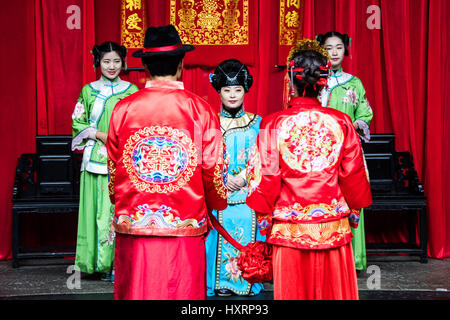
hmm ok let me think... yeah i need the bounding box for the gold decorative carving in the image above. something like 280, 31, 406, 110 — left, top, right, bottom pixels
170, 0, 249, 45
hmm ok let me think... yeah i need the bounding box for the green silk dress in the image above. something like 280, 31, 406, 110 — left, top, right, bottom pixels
319, 68, 373, 270
72, 76, 138, 274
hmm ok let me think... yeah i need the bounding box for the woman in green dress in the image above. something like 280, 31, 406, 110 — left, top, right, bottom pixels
71, 42, 138, 280
317, 32, 373, 271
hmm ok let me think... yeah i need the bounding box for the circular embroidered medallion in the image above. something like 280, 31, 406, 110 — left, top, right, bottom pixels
278, 111, 343, 172
123, 126, 198, 193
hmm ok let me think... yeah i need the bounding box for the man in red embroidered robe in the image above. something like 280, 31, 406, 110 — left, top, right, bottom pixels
106, 25, 227, 300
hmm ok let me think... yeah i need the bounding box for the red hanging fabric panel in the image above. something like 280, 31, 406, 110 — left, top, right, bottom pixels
120, 0, 147, 68
277, 0, 306, 66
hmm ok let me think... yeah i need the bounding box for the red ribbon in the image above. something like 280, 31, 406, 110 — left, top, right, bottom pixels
207, 210, 273, 284
142, 44, 183, 53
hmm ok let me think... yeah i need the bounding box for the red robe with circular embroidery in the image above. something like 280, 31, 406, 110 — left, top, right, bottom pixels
246, 96, 372, 300
107, 80, 228, 237
246, 97, 372, 250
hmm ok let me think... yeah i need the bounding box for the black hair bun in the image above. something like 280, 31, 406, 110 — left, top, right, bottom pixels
92, 44, 101, 67
303, 66, 322, 85
316, 33, 325, 44
118, 45, 128, 57
290, 49, 328, 97
342, 33, 351, 47
210, 58, 253, 92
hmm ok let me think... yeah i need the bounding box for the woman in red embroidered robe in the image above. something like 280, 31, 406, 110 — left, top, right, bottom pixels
246, 40, 372, 300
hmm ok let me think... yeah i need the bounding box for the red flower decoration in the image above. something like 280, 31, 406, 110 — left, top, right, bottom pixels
237, 241, 273, 284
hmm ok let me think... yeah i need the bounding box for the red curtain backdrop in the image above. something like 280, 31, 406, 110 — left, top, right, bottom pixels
0, 0, 448, 260
35, 0, 86, 135
0, 0, 37, 260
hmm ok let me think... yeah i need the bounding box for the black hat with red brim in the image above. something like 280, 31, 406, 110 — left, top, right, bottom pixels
132, 24, 195, 58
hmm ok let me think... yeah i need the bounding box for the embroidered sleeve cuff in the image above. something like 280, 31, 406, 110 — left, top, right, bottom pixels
355, 120, 370, 142
348, 209, 361, 229
72, 127, 97, 151
88, 128, 98, 140
256, 212, 273, 237
107, 157, 116, 204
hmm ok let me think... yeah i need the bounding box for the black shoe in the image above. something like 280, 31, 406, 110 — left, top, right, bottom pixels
217, 289, 233, 297
100, 272, 113, 282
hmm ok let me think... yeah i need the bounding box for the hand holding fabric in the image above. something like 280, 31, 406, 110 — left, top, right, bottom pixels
96, 131, 108, 144
226, 173, 246, 192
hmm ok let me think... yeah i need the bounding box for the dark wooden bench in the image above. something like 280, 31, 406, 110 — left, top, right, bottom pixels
362, 134, 427, 263
12, 136, 82, 268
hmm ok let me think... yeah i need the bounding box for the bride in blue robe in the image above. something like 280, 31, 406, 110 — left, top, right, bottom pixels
205, 59, 265, 297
